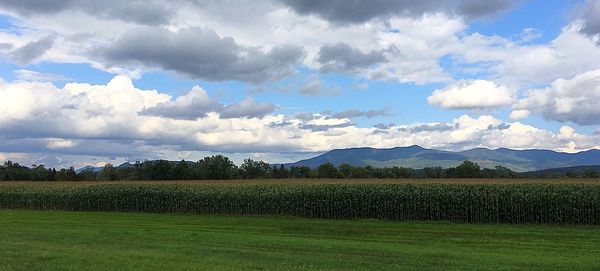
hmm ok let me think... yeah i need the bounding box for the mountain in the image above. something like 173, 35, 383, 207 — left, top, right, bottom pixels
284, 145, 600, 172
75, 165, 103, 173
524, 165, 600, 176
75, 160, 195, 173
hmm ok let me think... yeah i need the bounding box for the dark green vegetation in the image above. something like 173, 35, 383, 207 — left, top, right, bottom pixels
2, 182, 600, 224
287, 145, 600, 172
3, 156, 599, 182
2, 210, 600, 271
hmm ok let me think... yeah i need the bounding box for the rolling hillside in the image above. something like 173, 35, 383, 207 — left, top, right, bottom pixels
285, 146, 600, 172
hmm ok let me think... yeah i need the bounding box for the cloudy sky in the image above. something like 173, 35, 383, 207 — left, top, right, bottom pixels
1, 0, 600, 168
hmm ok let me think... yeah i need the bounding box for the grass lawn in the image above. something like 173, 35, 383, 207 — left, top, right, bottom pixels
1, 210, 600, 270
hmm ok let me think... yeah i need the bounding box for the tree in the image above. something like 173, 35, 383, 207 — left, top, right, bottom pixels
96, 164, 117, 181
317, 163, 338, 178
240, 159, 271, 179
197, 155, 238, 180
78, 169, 97, 181
338, 163, 354, 178
424, 167, 444, 178
584, 170, 600, 178
1, 161, 32, 180
289, 166, 311, 178
30, 165, 54, 181
65, 167, 77, 181
175, 160, 192, 180
448, 161, 481, 178
392, 166, 412, 178
481, 166, 516, 178
272, 164, 288, 179
144, 160, 175, 180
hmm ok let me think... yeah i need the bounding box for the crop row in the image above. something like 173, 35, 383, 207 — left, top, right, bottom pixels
1, 183, 599, 224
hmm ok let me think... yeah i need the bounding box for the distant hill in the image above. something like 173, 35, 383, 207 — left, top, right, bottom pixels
284, 145, 600, 172
524, 165, 600, 176
75, 160, 194, 173
75, 165, 103, 173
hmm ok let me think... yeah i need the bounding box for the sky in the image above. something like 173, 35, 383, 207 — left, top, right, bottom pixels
1, 0, 600, 169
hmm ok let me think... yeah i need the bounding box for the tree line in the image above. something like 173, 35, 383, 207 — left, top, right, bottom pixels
1, 155, 599, 181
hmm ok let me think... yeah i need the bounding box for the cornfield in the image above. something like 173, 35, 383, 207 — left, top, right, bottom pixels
1, 183, 600, 224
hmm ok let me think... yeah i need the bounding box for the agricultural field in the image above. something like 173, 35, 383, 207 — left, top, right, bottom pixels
2, 180, 600, 270
2, 210, 600, 271
2, 178, 600, 186
2, 180, 600, 224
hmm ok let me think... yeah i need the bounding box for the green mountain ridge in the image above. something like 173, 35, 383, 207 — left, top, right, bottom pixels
285, 145, 600, 172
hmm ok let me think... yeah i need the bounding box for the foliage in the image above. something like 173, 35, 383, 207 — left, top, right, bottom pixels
197, 155, 238, 180
2, 183, 600, 224
317, 162, 338, 178
240, 159, 272, 179
446, 161, 481, 178
1, 157, 599, 181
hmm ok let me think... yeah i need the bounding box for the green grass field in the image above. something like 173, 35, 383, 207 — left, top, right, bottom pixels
2, 210, 600, 270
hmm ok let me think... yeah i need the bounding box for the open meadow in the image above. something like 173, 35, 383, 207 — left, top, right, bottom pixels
2, 210, 600, 271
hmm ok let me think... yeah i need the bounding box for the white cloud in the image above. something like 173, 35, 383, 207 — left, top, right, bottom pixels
220, 98, 278, 119
457, 25, 600, 86
47, 139, 78, 149
141, 86, 220, 120
559, 126, 576, 139
514, 28, 543, 43
14, 69, 70, 81
575, 0, 600, 37
514, 69, 600, 125
509, 109, 530, 120
427, 79, 513, 109
0, 76, 597, 161
0, 3, 467, 85
0, 0, 598, 90
298, 78, 341, 96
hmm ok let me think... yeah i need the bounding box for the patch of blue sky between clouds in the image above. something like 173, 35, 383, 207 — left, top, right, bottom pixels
0, 14, 21, 35
468, 0, 571, 45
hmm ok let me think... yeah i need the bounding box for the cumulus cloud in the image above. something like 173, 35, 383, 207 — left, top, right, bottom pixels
428, 80, 513, 110
278, 0, 520, 24
577, 0, 600, 36
399, 123, 456, 133
0, 1, 466, 85
47, 139, 78, 149
100, 27, 305, 83
220, 98, 278, 119
2, 0, 595, 89
0, 75, 170, 139
317, 43, 386, 73
0, 75, 598, 163
0, 0, 469, 85
457, 25, 600, 86
141, 87, 277, 120
298, 78, 341, 96
0, 0, 174, 25
331, 108, 391, 119
10, 36, 54, 64
514, 69, 600, 125
141, 86, 220, 120
509, 109, 530, 120
299, 79, 322, 96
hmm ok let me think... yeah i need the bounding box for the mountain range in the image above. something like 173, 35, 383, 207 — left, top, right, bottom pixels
76, 145, 600, 173
284, 145, 600, 172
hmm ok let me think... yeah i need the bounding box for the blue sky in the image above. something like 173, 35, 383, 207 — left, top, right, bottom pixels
1, 0, 600, 168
